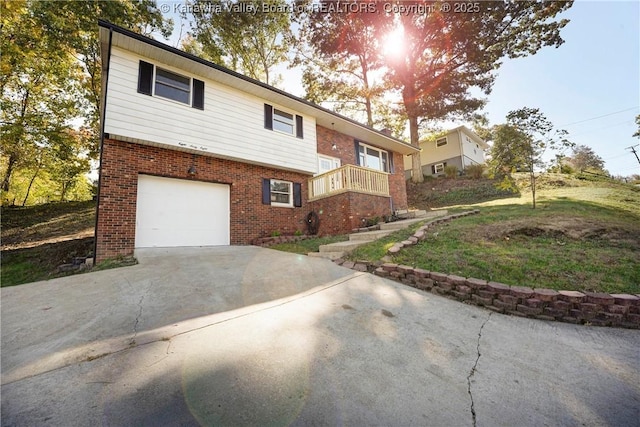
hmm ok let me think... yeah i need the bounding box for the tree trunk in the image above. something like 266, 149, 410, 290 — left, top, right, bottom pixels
22, 167, 40, 206
530, 171, 536, 209
2, 155, 17, 192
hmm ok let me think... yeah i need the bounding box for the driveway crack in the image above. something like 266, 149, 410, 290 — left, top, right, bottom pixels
130, 283, 152, 346
467, 312, 492, 427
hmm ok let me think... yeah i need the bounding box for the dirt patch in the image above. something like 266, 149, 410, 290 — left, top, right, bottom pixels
474, 216, 640, 249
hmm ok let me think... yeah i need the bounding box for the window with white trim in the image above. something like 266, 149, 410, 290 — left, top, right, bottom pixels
137, 60, 204, 109
436, 137, 447, 147
318, 155, 341, 174
273, 109, 294, 134
155, 68, 190, 104
358, 143, 390, 172
270, 179, 293, 207
264, 104, 304, 139
434, 163, 445, 174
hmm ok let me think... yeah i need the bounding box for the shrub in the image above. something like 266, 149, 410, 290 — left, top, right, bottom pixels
464, 164, 485, 179
444, 165, 459, 179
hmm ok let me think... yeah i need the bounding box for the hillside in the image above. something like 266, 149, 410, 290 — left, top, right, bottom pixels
1, 201, 96, 286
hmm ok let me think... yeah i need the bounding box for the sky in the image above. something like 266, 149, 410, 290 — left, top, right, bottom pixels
158, 1, 640, 177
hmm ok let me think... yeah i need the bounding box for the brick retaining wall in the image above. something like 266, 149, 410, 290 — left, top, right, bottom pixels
333, 211, 640, 329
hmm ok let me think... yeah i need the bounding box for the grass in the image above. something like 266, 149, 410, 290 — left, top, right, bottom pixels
1, 200, 137, 287
348, 178, 640, 294
269, 175, 640, 294
269, 234, 349, 254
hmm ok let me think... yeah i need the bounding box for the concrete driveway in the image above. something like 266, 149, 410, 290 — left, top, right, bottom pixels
1, 247, 639, 426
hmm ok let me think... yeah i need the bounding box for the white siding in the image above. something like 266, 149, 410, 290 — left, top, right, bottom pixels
460, 132, 486, 166
104, 47, 317, 174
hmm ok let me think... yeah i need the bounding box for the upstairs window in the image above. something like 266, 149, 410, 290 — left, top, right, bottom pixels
155, 68, 190, 104
264, 104, 304, 139
436, 137, 447, 147
138, 60, 204, 109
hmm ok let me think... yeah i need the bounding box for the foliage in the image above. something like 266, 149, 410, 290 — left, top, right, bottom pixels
188, 0, 292, 85
443, 165, 458, 179
1, 0, 170, 205
634, 114, 640, 138
567, 144, 606, 173
293, 2, 401, 131
464, 164, 485, 179
490, 108, 573, 208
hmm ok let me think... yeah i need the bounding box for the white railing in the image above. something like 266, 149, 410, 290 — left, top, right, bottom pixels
309, 164, 390, 200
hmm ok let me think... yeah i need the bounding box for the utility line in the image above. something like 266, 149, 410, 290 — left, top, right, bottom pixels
559, 107, 639, 127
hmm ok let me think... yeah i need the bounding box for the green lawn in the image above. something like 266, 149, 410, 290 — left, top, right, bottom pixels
278, 177, 640, 295
269, 235, 349, 254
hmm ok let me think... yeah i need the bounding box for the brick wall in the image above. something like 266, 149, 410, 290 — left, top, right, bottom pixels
309, 192, 392, 236
316, 125, 408, 211
96, 139, 313, 261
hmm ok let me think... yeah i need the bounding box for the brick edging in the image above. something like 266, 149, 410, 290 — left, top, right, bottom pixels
387, 210, 480, 254
333, 211, 640, 329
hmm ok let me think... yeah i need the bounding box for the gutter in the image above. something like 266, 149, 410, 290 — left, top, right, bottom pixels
92, 26, 113, 265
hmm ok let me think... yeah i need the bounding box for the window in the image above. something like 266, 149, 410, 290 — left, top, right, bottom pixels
273, 109, 294, 134
357, 142, 391, 172
433, 162, 446, 174
137, 60, 204, 109
318, 155, 340, 175
264, 104, 304, 138
155, 68, 190, 104
436, 137, 447, 147
262, 178, 302, 208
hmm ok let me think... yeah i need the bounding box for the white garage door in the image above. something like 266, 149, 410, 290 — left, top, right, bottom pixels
135, 175, 230, 248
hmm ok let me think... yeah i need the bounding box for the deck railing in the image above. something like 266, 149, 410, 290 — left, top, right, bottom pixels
308, 164, 390, 200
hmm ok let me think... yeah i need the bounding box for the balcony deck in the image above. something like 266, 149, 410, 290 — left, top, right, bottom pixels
308, 164, 390, 201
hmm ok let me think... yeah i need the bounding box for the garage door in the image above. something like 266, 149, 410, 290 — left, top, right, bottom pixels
135, 175, 230, 248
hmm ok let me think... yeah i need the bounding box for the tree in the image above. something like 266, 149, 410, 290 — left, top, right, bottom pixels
634, 114, 640, 138
492, 107, 573, 209
294, 3, 401, 131
188, 0, 292, 85
568, 145, 606, 172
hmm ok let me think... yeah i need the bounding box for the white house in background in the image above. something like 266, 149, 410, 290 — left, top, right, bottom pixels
404, 125, 489, 179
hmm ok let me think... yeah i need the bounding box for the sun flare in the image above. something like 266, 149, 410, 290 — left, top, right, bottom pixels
383, 25, 406, 57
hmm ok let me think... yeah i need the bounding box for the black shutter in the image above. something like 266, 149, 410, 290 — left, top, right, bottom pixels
264, 104, 273, 130
138, 60, 154, 95
293, 183, 302, 207
262, 178, 271, 205
295, 115, 303, 139
431, 165, 436, 174
388, 152, 395, 174
354, 140, 360, 165
192, 79, 204, 109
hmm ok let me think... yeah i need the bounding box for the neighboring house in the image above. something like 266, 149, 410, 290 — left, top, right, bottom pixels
95, 21, 418, 262
404, 125, 489, 179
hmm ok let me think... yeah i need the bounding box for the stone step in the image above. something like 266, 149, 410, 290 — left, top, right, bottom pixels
349, 229, 394, 241
319, 240, 374, 253
307, 251, 345, 260
397, 209, 428, 219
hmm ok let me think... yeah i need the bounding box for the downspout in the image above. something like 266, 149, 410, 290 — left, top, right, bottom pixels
93, 27, 113, 265
457, 128, 464, 172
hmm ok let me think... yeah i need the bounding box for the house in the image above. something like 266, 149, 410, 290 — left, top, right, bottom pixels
94, 21, 418, 262
404, 125, 488, 179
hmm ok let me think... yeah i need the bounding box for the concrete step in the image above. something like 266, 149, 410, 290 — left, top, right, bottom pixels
349, 229, 394, 241
379, 210, 448, 230
307, 251, 345, 260
396, 209, 428, 219
319, 240, 374, 253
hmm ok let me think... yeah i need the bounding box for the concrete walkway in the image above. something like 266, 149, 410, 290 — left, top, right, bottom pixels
310, 210, 449, 260
1, 247, 639, 426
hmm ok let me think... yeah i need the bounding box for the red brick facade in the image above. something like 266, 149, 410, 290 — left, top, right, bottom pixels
95, 139, 313, 261
95, 127, 410, 262
309, 192, 393, 235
